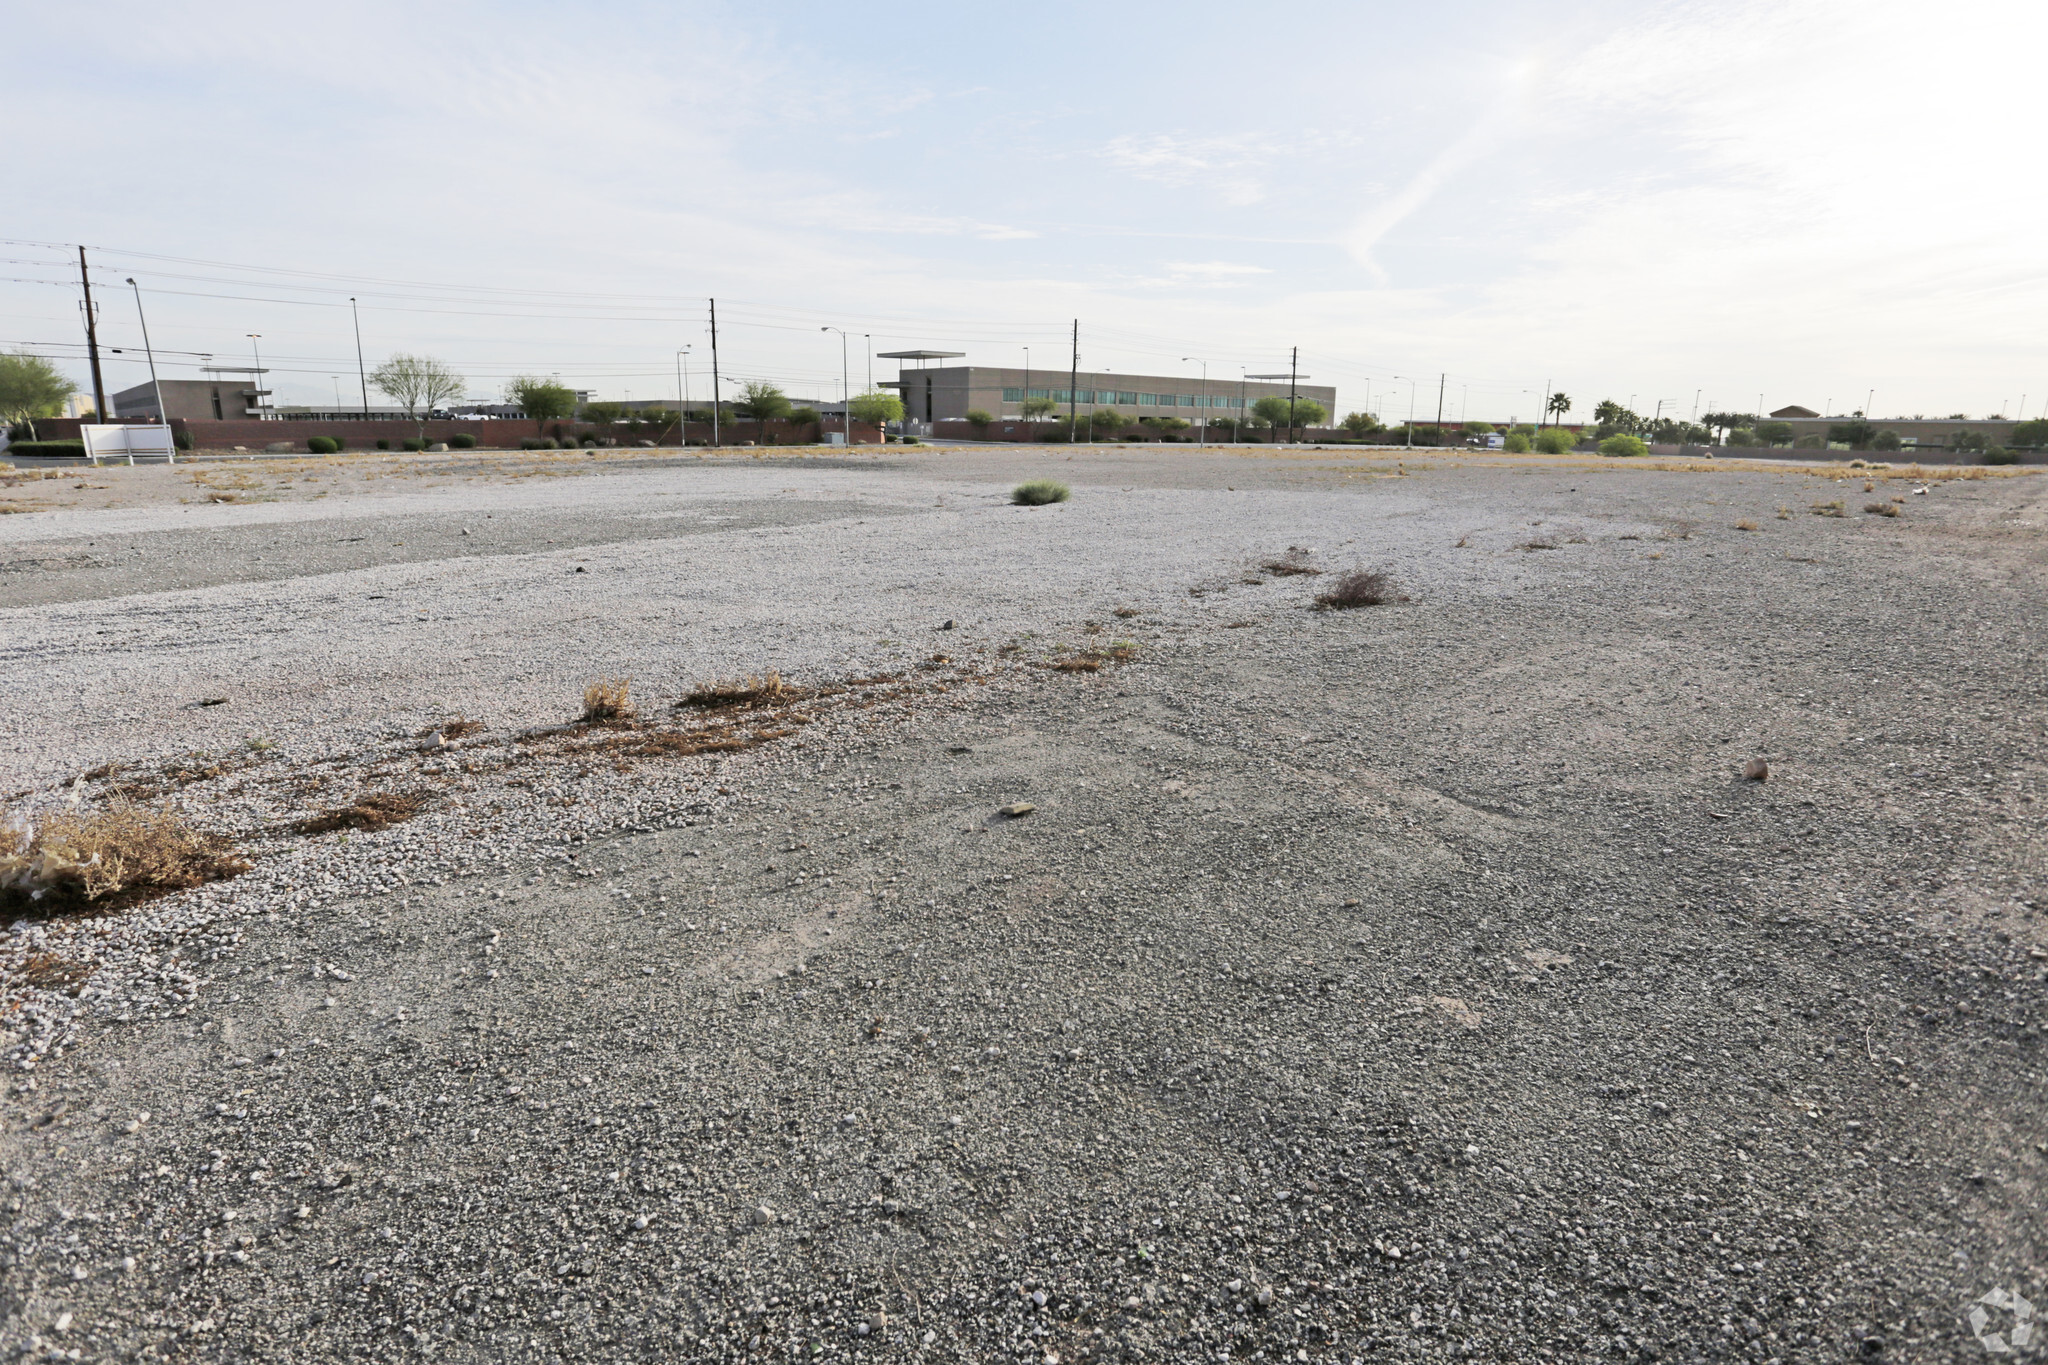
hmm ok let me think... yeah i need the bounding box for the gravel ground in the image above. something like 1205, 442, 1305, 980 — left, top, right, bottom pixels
1, 447, 2045, 1364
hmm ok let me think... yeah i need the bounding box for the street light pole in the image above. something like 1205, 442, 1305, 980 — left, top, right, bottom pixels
124, 279, 170, 453
248, 334, 265, 420
821, 327, 851, 444
350, 297, 369, 416
1022, 347, 1030, 427
675, 347, 692, 446
1182, 357, 1209, 447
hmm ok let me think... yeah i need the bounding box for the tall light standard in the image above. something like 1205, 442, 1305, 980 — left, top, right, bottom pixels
863, 336, 872, 395
349, 298, 369, 416
123, 279, 169, 446
820, 326, 852, 444
331, 376, 343, 412
247, 334, 266, 420
675, 347, 692, 445
1181, 356, 1209, 447
1021, 346, 1030, 427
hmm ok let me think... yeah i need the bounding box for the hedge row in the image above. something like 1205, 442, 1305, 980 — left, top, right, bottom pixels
4, 440, 87, 459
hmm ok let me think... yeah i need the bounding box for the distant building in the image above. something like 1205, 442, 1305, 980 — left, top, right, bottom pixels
1770, 405, 1821, 419
112, 374, 271, 422
876, 356, 1335, 425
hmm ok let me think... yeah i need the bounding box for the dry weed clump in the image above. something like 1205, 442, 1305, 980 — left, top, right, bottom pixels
1864, 502, 1900, 517
294, 790, 427, 835
1313, 569, 1400, 610
1734, 519, 1758, 531
680, 671, 807, 711
0, 804, 248, 910
1810, 500, 1846, 518
581, 678, 636, 722
1260, 547, 1323, 577
1048, 643, 1139, 673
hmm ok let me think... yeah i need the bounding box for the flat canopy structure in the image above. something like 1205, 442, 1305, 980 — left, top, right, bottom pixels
876, 350, 966, 362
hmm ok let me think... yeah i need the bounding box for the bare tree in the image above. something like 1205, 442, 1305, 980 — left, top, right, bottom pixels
371, 354, 465, 447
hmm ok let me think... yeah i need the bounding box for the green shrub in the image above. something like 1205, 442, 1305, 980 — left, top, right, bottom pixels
1794, 434, 1825, 449
1726, 428, 1757, 447
963, 408, 995, 432
376, 438, 391, 450
1012, 479, 1070, 505
1532, 428, 1576, 455
449, 432, 477, 449
1599, 433, 1648, 458
173, 429, 193, 450
1871, 429, 1902, 452
1985, 446, 2020, 465
2010, 419, 2048, 449
787, 407, 819, 427
1502, 432, 1531, 453
401, 437, 425, 452
520, 437, 557, 449
4, 440, 86, 459
307, 436, 339, 454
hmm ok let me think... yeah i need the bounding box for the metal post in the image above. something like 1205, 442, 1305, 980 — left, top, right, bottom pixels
709, 299, 721, 447
675, 347, 691, 446
1434, 372, 1445, 439
1069, 320, 1079, 442
248, 335, 265, 419
350, 298, 370, 415
1238, 370, 1247, 444
1022, 347, 1030, 428
125, 278, 172, 461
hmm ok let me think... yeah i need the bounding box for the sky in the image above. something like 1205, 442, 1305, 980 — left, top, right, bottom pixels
6, 0, 2046, 425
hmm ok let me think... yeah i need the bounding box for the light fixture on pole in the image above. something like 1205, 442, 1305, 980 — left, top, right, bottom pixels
1246, 369, 1307, 444
123, 279, 169, 451
247, 334, 266, 420
1181, 356, 1209, 447
821, 327, 852, 444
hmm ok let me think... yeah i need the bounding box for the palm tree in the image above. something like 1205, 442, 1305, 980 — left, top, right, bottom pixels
1545, 392, 1571, 428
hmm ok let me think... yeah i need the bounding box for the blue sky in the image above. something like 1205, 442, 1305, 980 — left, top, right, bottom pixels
7, 0, 2045, 423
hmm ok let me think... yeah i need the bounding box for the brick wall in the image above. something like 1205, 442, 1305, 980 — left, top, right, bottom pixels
29, 418, 884, 451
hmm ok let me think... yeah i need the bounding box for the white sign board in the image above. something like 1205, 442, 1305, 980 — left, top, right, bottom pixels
81, 424, 178, 465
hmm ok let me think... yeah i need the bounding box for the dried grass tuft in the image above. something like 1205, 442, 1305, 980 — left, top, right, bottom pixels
1810, 500, 1846, 517
0, 804, 248, 910
1864, 502, 1899, 517
1012, 480, 1071, 506
1734, 519, 1758, 531
680, 671, 805, 710
1313, 569, 1399, 610
293, 790, 427, 835
581, 678, 636, 722
1260, 547, 1323, 577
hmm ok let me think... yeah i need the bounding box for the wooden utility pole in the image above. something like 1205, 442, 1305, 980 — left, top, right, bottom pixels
78, 247, 109, 420
709, 298, 721, 447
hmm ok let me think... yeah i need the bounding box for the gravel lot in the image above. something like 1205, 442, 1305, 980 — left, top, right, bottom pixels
2, 446, 2044, 1363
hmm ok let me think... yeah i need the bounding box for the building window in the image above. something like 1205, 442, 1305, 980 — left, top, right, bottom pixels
1138, 393, 1158, 406
1116, 391, 1137, 404
1028, 388, 1049, 399
1002, 388, 1023, 402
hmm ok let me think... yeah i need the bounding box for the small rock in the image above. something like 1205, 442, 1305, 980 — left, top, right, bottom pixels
938, 620, 956, 630
750, 1204, 774, 1226
573, 565, 587, 574
998, 802, 1035, 818
1255, 1286, 1274, 1307
1743, 757, 1769, 781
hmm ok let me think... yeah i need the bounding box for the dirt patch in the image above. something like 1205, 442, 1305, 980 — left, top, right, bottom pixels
292, 790, 430, 834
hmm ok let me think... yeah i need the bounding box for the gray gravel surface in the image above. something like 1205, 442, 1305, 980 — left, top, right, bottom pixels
2, 449, 2044, 1363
